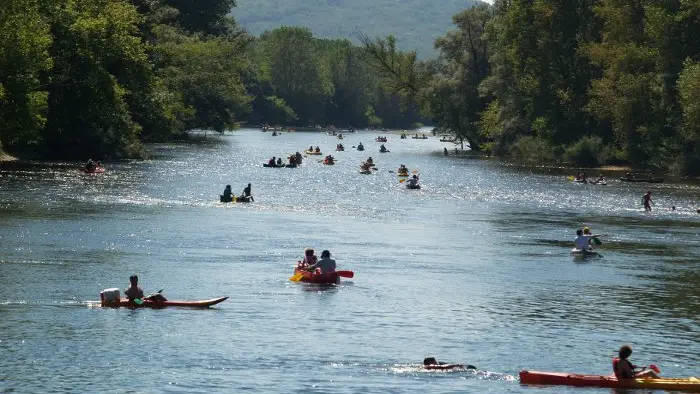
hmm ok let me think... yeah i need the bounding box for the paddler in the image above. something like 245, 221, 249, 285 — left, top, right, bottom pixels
366, 157, 374, 165
307, 250, 336, 274
613, 345, 659, 379
222, 185, 233, 202
302, 247, 318, 267
423, 357, 476, 370
241, 183, 253, 202
276, 157, 283, 166
124, 275, 144, 301
574, 228, 603, 250
407, 174, 420, 188
295, 151, 303, 164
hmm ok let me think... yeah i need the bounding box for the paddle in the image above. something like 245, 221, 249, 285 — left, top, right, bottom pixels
289, 272, 304, 282
593, 237, 602, 245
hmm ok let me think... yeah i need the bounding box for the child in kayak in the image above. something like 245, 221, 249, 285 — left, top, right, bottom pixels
124, 275, 144, 301
303, 248, 317, 267
613, 345, 659, 379
423, 357, 476, 370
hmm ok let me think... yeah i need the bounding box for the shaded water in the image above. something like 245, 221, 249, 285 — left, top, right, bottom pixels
1, 129, 698, 392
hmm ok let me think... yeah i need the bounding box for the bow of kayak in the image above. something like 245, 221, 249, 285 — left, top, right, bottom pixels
519, 370, 700, 392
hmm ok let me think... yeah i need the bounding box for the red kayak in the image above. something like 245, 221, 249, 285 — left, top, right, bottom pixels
519, 370, 700, 392
290, 267, 354, 284
103, 297, 228, 308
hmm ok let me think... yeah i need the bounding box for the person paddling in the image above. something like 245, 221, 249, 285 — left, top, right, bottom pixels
423, 357, 476, 370
574, 228, 604, 251
307, 250, 336, 274
241, 183, 254, 202
222, 185, 233, 202
124, 275, 144, 301
613, 345, 659, 379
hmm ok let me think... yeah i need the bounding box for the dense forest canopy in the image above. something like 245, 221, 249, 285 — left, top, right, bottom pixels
1, 0, 699, 175
233, 0, 481, 58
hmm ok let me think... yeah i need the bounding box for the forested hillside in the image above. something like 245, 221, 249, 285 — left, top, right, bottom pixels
233, 0, 480, 58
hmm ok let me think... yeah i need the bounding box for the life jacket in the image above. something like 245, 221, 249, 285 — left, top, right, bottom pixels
612, 358, 635, 379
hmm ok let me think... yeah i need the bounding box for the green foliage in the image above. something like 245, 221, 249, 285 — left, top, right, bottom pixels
0, 0, 52, 150
563, 136, 608, 167
235, 0, 480, 58
508, 136, 555, 164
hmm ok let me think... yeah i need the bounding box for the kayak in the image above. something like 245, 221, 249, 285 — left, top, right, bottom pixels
412, 136, 428, 139
380, 150, 390, 153
359, 170, 372, 174
291, 267, 340, 284
398, 172, 409, 177
80, 167, 105, 174
406, 184, 421, 190
262, 163, 285, 168
375, 138, 387, 142
570, 247, 597, 256
336, 147, 345, 151
305, 150, 322, 155
101, 296, 228, 308
323, 160, 335, 165
357, 146, 365, 151
220, 195, 253, 203
519, 370, 700, 392
619, 177, 664, 183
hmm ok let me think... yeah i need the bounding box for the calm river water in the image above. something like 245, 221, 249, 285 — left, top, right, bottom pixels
1, 129, 698, 393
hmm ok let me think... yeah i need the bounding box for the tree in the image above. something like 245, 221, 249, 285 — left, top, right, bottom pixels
0, 0, 52, 152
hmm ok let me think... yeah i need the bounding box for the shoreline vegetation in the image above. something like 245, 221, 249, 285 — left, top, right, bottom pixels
0, 0, 698, 175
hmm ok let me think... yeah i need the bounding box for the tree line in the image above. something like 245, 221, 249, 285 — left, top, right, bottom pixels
0, 0, 421, 160
363, 0, 700, 175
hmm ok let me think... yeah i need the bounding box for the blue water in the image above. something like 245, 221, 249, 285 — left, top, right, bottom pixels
0, 129, 698, 393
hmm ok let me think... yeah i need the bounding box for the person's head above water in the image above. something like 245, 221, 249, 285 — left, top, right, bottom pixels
321, 250, 330, 258
129, 275, 139, 286
423, 357, 438, 366
619, 345, 632, 360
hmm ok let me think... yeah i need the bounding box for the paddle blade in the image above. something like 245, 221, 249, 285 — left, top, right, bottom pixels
337, 270, 354, 278
289, 272, 304, 282
650, 364, 661, 373
567, 175, 575, 181
399, 179, 406, 183
593, 237, 602, 245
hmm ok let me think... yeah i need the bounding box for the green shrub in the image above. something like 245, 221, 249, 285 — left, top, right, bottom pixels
563, 136, 608, 167
508, 136, 555, 164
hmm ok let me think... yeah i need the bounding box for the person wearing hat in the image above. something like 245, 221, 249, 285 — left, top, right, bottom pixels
308, 250, 336, 274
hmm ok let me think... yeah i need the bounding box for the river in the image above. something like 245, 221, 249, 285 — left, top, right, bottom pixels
1, 128, 698, 393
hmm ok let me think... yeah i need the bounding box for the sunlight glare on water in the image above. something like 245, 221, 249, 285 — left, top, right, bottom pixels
0, 129, 698, 393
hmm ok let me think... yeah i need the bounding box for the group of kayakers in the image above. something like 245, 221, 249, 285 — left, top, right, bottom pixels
300, 247, 336, 274
84, 158, 103, 172
573, 171, 606, 184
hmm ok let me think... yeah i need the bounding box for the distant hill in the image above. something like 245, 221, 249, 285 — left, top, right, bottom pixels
233, 0, 482, 58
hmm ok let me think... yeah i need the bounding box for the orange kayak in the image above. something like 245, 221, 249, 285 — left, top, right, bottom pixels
101, 297, 228, 308
520, 370, 700, 392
